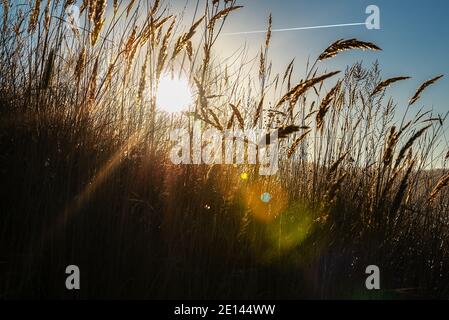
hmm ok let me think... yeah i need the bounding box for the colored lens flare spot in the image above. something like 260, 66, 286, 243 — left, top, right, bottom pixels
240, 172, 249, 180
261, 192, 271, 203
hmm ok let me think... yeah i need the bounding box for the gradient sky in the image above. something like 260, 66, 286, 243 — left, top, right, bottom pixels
175, 0, 449, 154
213, 0, 449, 111
2, 0, 447, 154
4, 0, 446, 118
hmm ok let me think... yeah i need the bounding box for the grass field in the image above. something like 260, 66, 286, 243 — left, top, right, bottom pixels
0, 0, 448, 299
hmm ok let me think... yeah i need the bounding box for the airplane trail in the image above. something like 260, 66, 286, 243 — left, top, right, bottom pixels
223, 22, 366, 36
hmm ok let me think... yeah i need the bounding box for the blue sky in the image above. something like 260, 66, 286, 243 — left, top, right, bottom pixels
167, 0, 449, 162
2, 0, 447, 151
4, 0, 446, 114
209, 0, 449, 114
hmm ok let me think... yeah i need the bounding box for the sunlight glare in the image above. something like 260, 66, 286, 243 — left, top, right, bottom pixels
156, 75, 193, 113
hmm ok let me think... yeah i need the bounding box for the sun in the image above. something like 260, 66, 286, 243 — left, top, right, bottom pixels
156, 74, 193, 113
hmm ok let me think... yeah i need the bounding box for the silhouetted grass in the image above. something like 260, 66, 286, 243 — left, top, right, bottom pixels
0, 0, 448, 299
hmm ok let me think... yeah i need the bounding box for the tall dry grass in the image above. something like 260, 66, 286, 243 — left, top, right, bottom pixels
0, 0, 448, 299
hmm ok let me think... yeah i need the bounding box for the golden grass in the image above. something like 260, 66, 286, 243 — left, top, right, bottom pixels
0, 0, 448, 299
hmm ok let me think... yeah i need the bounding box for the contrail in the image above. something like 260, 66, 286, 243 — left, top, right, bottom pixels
223, 22, 366, 36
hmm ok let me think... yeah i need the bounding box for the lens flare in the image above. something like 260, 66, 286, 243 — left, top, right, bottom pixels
244, 180, 287, 223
